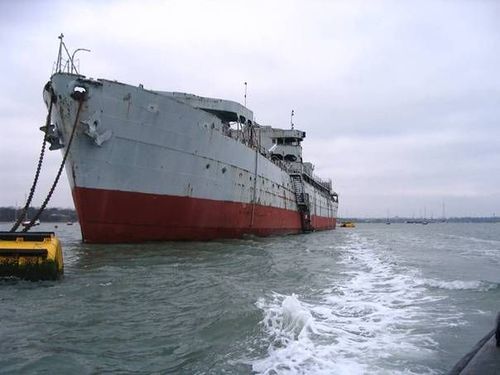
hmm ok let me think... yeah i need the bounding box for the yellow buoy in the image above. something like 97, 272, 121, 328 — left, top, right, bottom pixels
0, 232, 63, 281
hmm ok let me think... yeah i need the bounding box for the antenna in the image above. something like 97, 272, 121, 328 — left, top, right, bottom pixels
290, 110, 294, 129
244, 82, 247, 107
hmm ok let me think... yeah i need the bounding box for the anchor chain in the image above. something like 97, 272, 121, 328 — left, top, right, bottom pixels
21, 95, 85, 232
10, 86, 55, 232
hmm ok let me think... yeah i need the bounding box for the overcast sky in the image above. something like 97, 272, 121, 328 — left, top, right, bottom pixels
1, 0, 499, 218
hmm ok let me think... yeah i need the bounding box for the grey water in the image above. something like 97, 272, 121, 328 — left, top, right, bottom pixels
1, 222, 499, 374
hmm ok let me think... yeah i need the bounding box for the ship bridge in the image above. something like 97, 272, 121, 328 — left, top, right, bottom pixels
258, 127, 306, 162
158, 91, 254, 125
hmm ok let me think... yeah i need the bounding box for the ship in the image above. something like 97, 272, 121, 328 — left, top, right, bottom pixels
41, 37, 338, 243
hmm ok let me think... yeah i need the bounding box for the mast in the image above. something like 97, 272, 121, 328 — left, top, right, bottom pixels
244, 81, 247, 107
56, 33, 64, 72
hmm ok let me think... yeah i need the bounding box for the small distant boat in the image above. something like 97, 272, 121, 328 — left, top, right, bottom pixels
66, 221, 74, 226
21, 219, 40, 227
340, 221, 355, 228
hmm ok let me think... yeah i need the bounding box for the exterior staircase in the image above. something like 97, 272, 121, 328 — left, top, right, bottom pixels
290, 174, 313, 232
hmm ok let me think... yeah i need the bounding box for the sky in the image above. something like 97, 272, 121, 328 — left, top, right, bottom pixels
1, 0, 499, 218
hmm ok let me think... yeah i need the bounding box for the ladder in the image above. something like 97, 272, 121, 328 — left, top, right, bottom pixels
290, 174, 312, 232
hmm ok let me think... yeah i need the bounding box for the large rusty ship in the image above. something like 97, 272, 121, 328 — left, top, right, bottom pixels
43, 38, 338, 243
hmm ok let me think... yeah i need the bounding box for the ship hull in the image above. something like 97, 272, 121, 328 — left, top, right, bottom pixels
47, 73, 338, 243
73, 187, 336, 243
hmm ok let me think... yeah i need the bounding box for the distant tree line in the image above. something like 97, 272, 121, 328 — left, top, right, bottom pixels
342, 217, 500, 223
0, 207, 77, 223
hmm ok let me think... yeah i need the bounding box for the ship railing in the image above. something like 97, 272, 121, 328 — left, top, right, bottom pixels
280, 160, 333, 193
52, 34, 90, 75
313, 175, 332, 190
305, 173, 332, 192
229, 123, 271, 158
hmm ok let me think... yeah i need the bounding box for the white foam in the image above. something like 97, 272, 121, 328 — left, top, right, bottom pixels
254, 293, 367, 374
416, 278, 496, 291
251, 233, 461, 375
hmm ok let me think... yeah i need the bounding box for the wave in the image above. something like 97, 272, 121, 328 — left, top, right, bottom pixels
416, 278, 498, 291
251, 233, 454, 374
253, 293, 368, 375
257, 293, 313, 343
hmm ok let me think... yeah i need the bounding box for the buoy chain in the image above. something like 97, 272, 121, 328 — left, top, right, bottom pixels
21, 97, 84, 232
10, 90, 55, 232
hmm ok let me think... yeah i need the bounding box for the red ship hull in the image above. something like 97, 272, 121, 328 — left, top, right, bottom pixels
73, 187, 336, 243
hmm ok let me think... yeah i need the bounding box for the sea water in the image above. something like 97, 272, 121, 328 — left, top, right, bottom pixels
0, 222, 499, 374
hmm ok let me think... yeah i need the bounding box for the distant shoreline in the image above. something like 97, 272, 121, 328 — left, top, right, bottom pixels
1, 206, 498, 225
340, 217, 500, 224
0, 207, 77, 223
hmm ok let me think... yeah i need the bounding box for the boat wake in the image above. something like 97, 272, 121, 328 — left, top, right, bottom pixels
252, 233, 467, 374
415, 278, 498, 291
